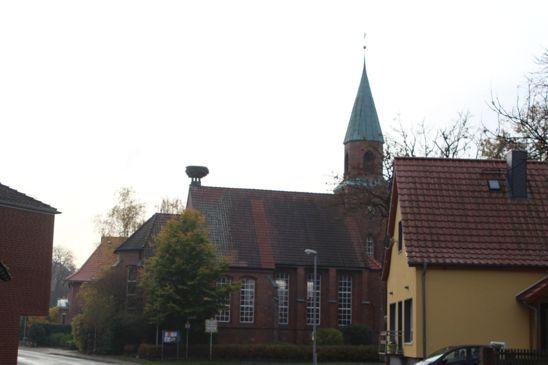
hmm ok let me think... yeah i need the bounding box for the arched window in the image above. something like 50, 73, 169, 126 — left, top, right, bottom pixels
366, 235, 374, 257
363, 151, 375, 174
240, 278, 255, 323
344, 153, 349, 176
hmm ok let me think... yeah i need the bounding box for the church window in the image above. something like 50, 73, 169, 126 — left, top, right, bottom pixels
126, 265, 138, 311
306, 273, 321, 325
240, 278, 255, 323
344, 153, 349, 175
363, 151, 375, 173
338, 273, 352, 326
275, 272, 289, 325
366, 235, 374, 257
216, 276, 232, 323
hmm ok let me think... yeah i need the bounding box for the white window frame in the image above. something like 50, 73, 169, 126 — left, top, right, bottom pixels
215, 276, 232, 323
240, 278, 255, 323
306, 273, 321, 326
338, 273, 352, 326
275, 272, 290, 325
366, 235, 374, 257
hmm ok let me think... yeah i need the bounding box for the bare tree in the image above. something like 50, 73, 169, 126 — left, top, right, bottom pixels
156, 197, 184, 214
95, 187, 146, 238
482, 49, 548, 161
50, 246, 76, 306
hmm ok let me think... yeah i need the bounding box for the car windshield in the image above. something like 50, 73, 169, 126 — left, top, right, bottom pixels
428, 347, 454, 358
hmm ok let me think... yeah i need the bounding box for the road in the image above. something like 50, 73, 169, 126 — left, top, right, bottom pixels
18, 348, 136, 365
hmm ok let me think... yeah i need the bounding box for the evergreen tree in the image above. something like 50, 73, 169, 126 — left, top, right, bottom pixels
140, 210, 235, 328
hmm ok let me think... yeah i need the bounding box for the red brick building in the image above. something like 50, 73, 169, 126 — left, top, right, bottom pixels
65, 236, 125, 323
114, 59, 388, 344
0, 182, 59, 365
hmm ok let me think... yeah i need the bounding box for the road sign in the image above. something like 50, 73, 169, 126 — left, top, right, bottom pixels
205, 319, 218, 333
163, 330, 179, 343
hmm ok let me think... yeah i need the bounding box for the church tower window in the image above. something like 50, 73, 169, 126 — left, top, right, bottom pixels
363, 151, 375, 174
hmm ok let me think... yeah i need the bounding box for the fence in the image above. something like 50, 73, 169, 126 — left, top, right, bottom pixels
493, 348, 548, 365
378, 330, 403, 356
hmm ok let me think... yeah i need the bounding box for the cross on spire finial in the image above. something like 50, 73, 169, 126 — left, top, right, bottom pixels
363, 33, 367, 51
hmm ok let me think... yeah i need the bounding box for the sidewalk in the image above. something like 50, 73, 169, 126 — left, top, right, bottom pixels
19, 346, 138, 364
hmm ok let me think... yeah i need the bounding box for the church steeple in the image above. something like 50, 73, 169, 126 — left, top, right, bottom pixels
337, 56, 384, 191
344, 61, 384, 144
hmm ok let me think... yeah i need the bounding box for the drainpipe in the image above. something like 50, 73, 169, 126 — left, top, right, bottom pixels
522, 302, 538, 350
422, 263, 428, 359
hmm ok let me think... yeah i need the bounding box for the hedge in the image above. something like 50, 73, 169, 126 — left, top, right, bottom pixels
137, 343, 378, 362
28, 323, 72, 347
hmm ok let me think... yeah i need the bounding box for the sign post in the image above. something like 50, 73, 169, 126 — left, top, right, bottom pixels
163, 330, 180, 360
205, 319, 218, 360
185, 321, 191, 360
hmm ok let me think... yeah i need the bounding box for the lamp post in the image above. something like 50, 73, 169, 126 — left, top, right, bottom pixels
304, 249, 318, 365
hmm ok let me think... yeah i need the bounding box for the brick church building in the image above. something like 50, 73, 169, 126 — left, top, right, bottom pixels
114, 59, 388, 344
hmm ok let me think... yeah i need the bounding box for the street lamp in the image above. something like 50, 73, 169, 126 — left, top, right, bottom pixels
304, 249, 318, 365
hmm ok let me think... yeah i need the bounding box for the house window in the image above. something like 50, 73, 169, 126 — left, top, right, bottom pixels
366, 235, 374, 257
216, 276, 232, 323
275, 272, 289, 325
363, 151, 375, 173
397, 301, 403, 345
126, 265, 138, 311
398, 221, 403, 252
338, 273, 352, 326
404, 299, 413, 343
389, 303, 396, 344
240, 278, 255, 323
306, 273, 321, 325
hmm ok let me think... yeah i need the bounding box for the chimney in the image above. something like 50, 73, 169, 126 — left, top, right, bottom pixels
185, 166, 209, 186
506, 150, 528, 198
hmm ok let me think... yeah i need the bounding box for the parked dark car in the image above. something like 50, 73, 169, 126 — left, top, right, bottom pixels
416, 345, 484, 365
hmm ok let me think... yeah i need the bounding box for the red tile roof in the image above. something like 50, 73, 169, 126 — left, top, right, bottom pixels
66, 236, 126, 282
188, 186, 377, 270
387, 157, 548, 269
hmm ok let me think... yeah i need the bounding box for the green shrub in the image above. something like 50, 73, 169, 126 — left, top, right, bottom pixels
49, 333, 72, 348
138, 343, 161, 359
316, 328, 344, 346
123, 344, 138, 355
184, 344, 377, 362
28, 324, 47, 345
342, 323, 376, 345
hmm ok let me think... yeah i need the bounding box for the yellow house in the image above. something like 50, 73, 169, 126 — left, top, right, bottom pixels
382, 152, 548, 364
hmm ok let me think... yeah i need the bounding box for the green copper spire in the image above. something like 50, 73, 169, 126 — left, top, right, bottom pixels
344, 61, 384, 144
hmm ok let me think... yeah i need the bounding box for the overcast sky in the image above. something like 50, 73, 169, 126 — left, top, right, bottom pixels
1, 1, 547, 266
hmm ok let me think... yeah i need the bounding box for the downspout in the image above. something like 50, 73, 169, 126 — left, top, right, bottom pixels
522, 301, 538, 350
422, 262, 428, 359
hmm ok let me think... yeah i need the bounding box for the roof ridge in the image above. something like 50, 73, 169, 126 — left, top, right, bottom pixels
394, 156, 547, 164
191, 185, 334, 196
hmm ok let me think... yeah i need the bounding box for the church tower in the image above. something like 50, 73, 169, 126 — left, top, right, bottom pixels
337, 59, 384, 191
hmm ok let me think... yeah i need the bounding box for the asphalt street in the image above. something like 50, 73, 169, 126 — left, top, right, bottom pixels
18, 348, 135, 365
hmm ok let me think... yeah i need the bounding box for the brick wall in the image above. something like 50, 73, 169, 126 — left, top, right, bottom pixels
0, 205, 55, 365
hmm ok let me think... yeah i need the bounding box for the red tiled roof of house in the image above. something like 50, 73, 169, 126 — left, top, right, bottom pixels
66, 236, 126, 282
188, 185, 376, 270
388, 157, 548, 268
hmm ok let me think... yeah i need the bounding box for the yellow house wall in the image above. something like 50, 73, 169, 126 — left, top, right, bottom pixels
387, 198, 546, 359
425, 269, 545, 354
386, 200, 421, 358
